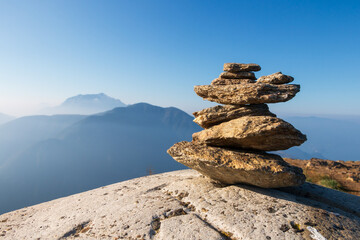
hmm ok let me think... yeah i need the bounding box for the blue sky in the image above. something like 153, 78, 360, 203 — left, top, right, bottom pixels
0, 0, 359, 116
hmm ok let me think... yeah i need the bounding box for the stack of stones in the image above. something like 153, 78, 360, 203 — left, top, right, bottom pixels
168, 63, 307, 188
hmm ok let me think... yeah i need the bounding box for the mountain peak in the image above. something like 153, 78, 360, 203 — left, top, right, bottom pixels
62, 93, 121, 105
40, 93, 126, 115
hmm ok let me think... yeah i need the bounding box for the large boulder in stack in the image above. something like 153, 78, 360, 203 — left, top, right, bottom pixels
167, 141, 305, 188
192, 116, 307, 151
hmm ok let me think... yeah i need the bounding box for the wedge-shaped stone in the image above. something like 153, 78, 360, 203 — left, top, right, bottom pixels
192, 116, 307, 151
223, 63, 261, 72
211, 78, 255, 85
167, 141, 305, 187
193, 104, 276, 128
194, 83, 300, 105
219, 71, 256, 80
257, 72, 294, 84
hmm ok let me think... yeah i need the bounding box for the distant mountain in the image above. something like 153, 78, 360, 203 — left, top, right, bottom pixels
275, 147, 326, 160
0, 114, 86, 169
0, 103, 200, 214
276, 116, 360, 161
39, 93, 126, 115
0, 113, 15, 125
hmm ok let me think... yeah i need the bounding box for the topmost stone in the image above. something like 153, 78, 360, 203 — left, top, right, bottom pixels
223, 63, 261, 73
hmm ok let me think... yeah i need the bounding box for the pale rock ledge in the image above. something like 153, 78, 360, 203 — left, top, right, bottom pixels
0, 170, 359, 240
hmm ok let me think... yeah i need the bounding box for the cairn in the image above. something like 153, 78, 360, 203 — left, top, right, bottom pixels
168, 63, 307, 188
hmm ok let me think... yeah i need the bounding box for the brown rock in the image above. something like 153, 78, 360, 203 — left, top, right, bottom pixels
284, 158, 360, 196
194, 83, 300, 105
211, 78, 256, 85
257, 72, 294, 84
193, 104, 276, 128
167, 141, 305, 187
219, 71, 256, 80
192, 116, 307, 151
223, 63, 261, 72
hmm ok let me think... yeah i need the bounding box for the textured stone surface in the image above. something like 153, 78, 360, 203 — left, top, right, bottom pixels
223, 63, 261, 72
193, 104, 276, 128
194, 83, 300, 105
167, 141, 305, 187
257, 72, 294, 84
156, 213, 225, 240
192, 116, 307, 151
211, 78, 255, 85
1, 170, 359, 240
219, 71, 256, 80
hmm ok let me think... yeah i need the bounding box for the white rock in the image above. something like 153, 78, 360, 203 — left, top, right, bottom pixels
0, 170, 359, 240
155, 213, 225, 240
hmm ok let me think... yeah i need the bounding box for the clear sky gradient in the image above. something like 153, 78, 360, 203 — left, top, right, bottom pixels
0, 0, 359, 116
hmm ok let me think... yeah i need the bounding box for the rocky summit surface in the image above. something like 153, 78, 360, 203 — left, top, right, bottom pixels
192, 116, 307, 151
167, 141, 305, 187
194, 83, 300, 105
193, 104, 276, 129
1, 170, 359, 240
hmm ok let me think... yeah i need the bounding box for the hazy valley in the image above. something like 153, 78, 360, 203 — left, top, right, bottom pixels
0, 96, 200, 214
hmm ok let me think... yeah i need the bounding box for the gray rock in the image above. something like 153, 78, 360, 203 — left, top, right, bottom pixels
194, 83, 300, 105
1, 170, 359, 240
219, 71, 256, 80
167, 141, 305, 188
211, 78, 256, 85
257, 72, 294, 84
193, 104, 276, 128
192, 116, 307, 151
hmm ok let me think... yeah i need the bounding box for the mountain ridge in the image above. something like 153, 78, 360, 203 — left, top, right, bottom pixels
0, 103, 200, 214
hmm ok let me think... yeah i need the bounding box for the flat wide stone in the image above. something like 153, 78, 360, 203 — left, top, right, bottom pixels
193, 104, 276, 128
223, 63, 261, 72
194, 83, 300, 105
257, 72, 294, 84
167, 141, 305, 188
192, 116, 307, 151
